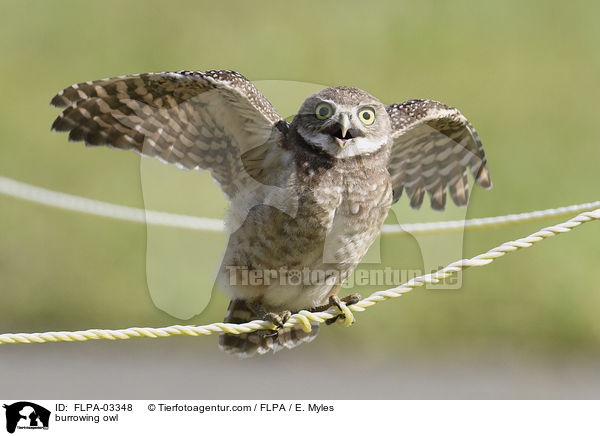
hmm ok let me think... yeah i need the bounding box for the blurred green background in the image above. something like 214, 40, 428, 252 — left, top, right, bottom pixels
1, 0, 599, 397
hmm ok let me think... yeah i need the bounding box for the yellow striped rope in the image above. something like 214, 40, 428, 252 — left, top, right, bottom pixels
1, 207, 598, 345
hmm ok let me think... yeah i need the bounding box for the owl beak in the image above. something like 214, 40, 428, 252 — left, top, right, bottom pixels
327, 112, 362, 148
331, 113, 351, 148
339, 113, 350, 139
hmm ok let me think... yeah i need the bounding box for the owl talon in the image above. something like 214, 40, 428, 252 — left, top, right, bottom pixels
263, 310, 291, 329
261, 310, 292, 329
320, 294, 361, 325
249, 302, 290, 329
340, 293, 361, 306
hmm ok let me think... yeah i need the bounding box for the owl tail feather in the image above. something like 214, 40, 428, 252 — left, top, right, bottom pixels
218, 300, 320, 358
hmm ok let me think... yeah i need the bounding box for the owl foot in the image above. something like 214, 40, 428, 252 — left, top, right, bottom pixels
310, 294, 361, 325
249, 301, 291, 329
263, 310, 291, 329
325, 294, 360, 325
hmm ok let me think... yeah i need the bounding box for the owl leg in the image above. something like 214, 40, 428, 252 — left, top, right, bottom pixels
249, 301, 291, 329
311, 293, 361, 325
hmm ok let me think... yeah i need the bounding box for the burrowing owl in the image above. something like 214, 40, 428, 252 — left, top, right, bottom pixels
50, 70, 491, 357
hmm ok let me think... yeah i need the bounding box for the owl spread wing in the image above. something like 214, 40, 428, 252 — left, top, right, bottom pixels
50, 70, 287, 199
386, 99, 492, 210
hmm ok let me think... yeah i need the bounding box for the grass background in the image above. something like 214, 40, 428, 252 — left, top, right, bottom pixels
1, 0, 599, 369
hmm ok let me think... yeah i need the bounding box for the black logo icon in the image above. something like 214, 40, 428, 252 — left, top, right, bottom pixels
3, 402, 50, 434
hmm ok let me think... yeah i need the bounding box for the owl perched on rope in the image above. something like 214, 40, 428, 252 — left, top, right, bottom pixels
51, 70, 492, 357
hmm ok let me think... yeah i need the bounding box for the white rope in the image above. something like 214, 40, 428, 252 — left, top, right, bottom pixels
381, 200, 600, 234
0, 176, 224, 231
1, 206, 598, 345
1, 176, 598, 235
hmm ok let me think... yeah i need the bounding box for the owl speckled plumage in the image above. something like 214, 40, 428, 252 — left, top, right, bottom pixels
50, 70, 492, 357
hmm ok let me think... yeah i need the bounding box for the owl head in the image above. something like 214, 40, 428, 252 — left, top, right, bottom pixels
292, 86, 391, 158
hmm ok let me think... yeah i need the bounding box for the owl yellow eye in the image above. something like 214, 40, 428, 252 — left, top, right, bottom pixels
358, 107, 375, 125
315, 102, 333, 120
